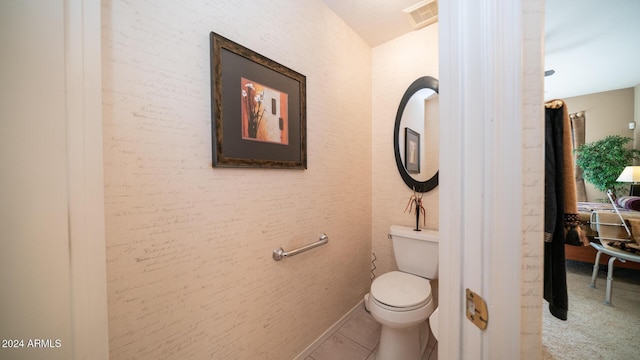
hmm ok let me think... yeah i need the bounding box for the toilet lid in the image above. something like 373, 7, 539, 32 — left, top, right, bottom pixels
371, 271, 431, 309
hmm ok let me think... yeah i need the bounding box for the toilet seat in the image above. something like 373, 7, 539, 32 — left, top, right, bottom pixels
371, 271, 431, 311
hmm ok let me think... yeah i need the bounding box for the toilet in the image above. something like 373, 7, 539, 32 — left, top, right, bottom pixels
366, 225, 438, 360
429, 307, 439, 341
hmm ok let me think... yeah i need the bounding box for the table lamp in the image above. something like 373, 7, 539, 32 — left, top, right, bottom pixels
616, 166, 640, 196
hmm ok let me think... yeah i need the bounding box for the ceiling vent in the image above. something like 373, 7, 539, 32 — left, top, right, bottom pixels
403, 0, 438, 30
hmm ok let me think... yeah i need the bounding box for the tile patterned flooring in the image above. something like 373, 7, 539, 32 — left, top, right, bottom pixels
305, 303, 438, 360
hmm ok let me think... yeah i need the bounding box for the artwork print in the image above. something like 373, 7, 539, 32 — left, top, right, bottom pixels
210, 32, 306, 169
241, 78, 289, 145
405, 127, 420, 174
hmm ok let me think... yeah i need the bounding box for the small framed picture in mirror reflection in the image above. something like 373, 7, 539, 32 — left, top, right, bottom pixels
405, 127, 420, 174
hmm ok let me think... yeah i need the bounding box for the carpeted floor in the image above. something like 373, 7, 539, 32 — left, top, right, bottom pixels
543, 260, 640, 360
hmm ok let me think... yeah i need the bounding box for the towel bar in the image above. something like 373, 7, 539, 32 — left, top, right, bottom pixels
273, 234, 329, 261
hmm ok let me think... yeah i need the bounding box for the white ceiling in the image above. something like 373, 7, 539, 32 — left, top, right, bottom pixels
321, 0, 640, 100
320, 0, 426, 47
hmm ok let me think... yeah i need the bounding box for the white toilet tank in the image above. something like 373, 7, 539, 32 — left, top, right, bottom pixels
390, 225, 439, 279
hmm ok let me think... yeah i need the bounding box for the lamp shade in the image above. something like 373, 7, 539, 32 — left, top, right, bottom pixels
616, 166, 640, 183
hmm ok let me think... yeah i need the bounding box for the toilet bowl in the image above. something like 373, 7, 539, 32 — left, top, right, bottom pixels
368, 226, 439, 360
429, 307, 439, 340
367, 271, 435, 360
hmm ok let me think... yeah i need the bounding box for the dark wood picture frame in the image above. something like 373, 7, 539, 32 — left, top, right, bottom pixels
210, 32, 307, 169
404, 127, 420, 174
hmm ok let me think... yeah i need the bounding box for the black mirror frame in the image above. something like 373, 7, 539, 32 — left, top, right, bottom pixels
393, 76, 439, 193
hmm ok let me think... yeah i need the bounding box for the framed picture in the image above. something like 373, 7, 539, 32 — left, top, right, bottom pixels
404, 127, 420, 174
210, 32, 307, 169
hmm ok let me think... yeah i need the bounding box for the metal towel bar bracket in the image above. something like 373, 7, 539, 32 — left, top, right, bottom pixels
273, 234, 329, 261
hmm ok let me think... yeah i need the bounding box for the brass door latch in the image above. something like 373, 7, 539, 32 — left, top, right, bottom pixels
466, 288, 488, 330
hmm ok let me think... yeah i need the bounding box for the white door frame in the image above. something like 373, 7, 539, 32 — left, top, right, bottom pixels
66, 0, 110, 358
1, 1, 108, 359
439, 0, 545, 358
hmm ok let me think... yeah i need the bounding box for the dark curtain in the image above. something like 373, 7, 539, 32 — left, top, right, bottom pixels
570, 111, 587, 202
544, 101, 569, 320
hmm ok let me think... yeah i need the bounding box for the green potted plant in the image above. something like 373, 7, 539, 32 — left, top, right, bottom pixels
575, 135, 640, 196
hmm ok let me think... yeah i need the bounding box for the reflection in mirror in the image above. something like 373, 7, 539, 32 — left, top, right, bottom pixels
398, 89, 439, 182
394, 76, 439, 193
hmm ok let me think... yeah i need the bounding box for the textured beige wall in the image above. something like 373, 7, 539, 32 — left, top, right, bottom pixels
521, 0, 545, 356
102, 1, 372, 358
371, 26, 440, 277
563, 88, 635, 201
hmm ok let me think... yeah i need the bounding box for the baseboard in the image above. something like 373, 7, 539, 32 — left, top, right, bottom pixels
293, 298, 365, 360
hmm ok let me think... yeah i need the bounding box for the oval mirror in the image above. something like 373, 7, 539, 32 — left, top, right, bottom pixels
393, 76, 439, 192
